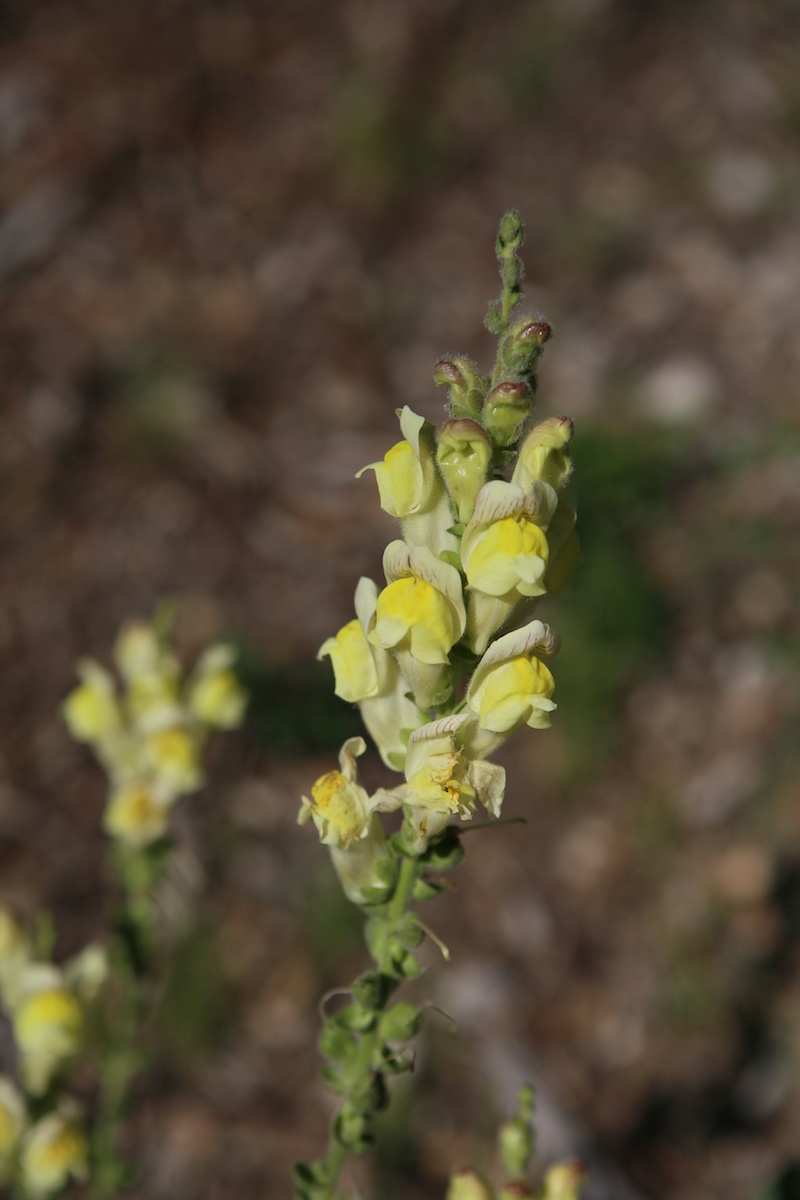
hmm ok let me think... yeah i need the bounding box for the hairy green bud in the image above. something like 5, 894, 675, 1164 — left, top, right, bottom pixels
437, 418, 493, 523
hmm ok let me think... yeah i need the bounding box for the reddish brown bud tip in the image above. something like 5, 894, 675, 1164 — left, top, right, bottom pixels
433, 360, 465, 387
486, 380, 532, 408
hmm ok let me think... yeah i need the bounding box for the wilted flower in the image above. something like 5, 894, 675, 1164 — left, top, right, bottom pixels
403, 716, 505, 821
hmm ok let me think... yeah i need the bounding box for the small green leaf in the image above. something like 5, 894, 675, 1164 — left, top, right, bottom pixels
484, 304, 503, 334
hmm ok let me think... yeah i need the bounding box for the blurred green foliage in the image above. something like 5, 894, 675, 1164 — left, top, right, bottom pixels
548, 423, 681, 777
238, 651, 361, 757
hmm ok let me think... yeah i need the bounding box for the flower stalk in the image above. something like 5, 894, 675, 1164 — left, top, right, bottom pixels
297, 213, 583, 1198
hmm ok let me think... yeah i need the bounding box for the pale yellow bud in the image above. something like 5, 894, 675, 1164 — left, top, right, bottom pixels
436, 419, 492, 524
447, 1169, 495, 1200
512, 416, 574, 492
540, 1161, 587, 1200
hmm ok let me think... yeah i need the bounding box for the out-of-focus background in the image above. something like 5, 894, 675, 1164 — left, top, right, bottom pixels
1, 0, 799, 1196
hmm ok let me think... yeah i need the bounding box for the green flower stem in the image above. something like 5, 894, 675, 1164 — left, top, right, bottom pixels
88, 856, 162, 1199
296, 854, 422, 1200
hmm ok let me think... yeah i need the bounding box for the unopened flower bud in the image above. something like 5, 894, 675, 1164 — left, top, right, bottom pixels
436, 419, 492, 523
500, 316, 551, 379
497, 209, 524, 255
540, 1161, 588, 1200
483, 380, 532, 448
434, 356, 488, 421
447, 1169, 495, 1200
512, 416, 574, 492
498, 1084, 535, 1182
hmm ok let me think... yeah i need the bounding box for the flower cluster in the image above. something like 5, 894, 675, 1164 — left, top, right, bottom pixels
62, 616, 247, 849
0, 909, 106, 1196
304, 213, 579, 899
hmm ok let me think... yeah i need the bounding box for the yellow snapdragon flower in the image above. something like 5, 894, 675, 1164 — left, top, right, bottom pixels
12, 966, 83, 1096
467, 620, 558, 739
300, 738, 378, 849
62, 661, 122, 745
145, 725, 203, 795
462, 480, 558, 653
462, 480, 557, 600
370, 541, 466, 667
318, 619, 378, 704
357, 406, 438, 517
104, 778, 173, 848
403, 716, 505, 821
319, 578, 420, 771
20, 1105, 88, 1199
358, 406, 456, 555
300, 739, 401, 901
187, 644, 247, 729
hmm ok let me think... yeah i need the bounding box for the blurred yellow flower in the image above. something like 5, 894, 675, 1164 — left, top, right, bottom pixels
187, 645, 247, 729
14, 973, 83, 1095
104, 779, 172, 848
62, 662, 121, 745
20, 1106, 88, 1199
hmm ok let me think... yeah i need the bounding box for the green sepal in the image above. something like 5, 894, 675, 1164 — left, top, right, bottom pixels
349, 1070, 388, 1114
334, 1105, 368, 1151
419, 826, 464, 872
292, 1160, 331, 1200
320, 1064, 348, 1095
448, 523, 466, 537
332, 1003, 376, 1034
318, 1022, 358, 1065
351, 971, 394, 1012
387, 750, 405, 770
379, 1001, 421, 1042
392, 949, 421, 979
381, 1049, 416, 1075
484, 304, 503, 335
393, 914, 424, 951
413, 877, 444, 900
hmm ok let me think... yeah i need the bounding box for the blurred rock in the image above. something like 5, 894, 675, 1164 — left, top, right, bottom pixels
636, 354, 721, 424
